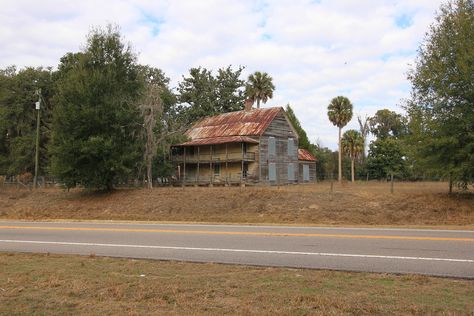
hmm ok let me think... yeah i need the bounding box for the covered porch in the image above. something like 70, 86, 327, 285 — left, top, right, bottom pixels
171, 136, 259, 186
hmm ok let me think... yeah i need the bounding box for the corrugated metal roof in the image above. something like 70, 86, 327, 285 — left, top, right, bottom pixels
175, 136, 259, 147
185, 107, 283, 139
298, 149, 317, 161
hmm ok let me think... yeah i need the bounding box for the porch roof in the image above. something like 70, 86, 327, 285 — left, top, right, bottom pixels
174, 136, 259, 147
298, 149, 317, 162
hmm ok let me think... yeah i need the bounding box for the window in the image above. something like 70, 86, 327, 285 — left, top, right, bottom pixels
269, 163, 276, 181
269, 137, 276, 156
303, 164, 310, 181
288, 163, 295, 181
214, 163, 221, 176
287, 138, 294, 156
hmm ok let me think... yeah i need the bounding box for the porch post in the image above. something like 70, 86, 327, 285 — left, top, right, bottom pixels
225, 143, 229, 185
210, 145, 213, 186
183, 147, 186, 186
241, 142, 244, 184
315, 161, 317, 183
196, 146, 200, 185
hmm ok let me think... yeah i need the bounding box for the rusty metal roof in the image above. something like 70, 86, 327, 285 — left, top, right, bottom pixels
185, 107, 283, 139
174, 136, 259, 147
298, 149, 317, 162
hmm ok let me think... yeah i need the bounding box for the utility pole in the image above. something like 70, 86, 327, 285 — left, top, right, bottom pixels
33, 89, 41, 189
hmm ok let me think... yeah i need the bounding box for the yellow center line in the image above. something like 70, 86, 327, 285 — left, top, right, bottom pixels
0, 225, 473, 242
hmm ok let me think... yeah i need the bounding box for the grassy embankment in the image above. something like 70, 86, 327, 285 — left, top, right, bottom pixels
1, 252, 473, 315
0, 182, 472, 226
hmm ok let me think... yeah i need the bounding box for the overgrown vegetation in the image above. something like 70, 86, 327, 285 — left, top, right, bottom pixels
50, 26, 144, 190
405, 0, 474, 191
0, 0, 472, 191
0, 26, 269, 191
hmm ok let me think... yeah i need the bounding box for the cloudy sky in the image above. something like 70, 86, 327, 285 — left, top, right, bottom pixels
0, 0, 443, 149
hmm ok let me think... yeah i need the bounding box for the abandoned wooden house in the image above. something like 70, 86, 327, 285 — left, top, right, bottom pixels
171, 105, 317, 185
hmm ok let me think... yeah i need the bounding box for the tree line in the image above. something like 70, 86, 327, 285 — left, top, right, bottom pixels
0, 0, 471, 192
0, 25, 277, 190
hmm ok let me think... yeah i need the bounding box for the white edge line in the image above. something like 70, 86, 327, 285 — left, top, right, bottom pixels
1, 221, 473, 233
1, 239, 473, 263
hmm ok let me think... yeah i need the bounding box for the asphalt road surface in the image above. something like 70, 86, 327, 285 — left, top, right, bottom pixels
0, 221, 473, 278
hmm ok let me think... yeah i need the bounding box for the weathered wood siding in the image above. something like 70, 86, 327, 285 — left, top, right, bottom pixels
259, 112, 299, 184
298, 161, 317, 183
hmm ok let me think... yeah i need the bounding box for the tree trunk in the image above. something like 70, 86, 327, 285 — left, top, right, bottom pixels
338, 127, 342, 183
362, 137, 367, 162
146, 155, 152, 189
351, 158, 355, 183
257, 99, 260, 109
140, 84, 162, 190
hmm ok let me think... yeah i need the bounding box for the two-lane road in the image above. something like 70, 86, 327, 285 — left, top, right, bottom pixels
0, 221, 473, 278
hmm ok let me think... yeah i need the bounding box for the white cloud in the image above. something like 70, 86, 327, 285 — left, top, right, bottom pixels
0, 0, 443, 149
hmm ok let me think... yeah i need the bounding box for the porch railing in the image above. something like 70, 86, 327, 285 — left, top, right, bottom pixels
172, 151, 256, 162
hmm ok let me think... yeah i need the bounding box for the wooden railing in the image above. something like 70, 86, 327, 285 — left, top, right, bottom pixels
172, 151, 256, 162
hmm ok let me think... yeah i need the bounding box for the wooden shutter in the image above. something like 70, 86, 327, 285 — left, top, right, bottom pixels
303, 164, 309, 181
287, 138, 294, 156
269, 163, 276, 181
288, 163, 295, 181
269, 137, 276, 156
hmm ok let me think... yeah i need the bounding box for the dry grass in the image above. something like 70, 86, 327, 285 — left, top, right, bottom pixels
1, 252, 473, 315
0, 181, 472, 226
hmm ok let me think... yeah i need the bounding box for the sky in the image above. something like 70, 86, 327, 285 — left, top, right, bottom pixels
0, 0, 444, 149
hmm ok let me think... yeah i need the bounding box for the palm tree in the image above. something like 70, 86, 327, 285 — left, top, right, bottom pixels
327, 96, 353, 182
342, 130, 364, 182
245, 71, 275, 108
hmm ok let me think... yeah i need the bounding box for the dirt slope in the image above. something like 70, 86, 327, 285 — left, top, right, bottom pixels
0, 182, 472, 226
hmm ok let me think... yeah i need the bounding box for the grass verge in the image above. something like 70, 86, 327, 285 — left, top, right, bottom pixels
1, 252, 473, 315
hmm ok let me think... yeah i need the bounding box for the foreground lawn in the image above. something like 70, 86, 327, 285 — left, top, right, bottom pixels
0, 181, 472, 226
0, 253, 473, 315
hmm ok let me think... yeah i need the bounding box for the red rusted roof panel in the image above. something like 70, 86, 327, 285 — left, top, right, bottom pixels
185, 107, 283, 139
175, 136, 259, 147
298, 149, 317, 161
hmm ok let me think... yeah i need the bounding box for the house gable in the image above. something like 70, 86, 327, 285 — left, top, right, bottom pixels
261, 110, 299, 139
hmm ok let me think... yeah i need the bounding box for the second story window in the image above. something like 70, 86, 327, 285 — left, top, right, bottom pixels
269, 137, 276, 156
287, 138, 294, 156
